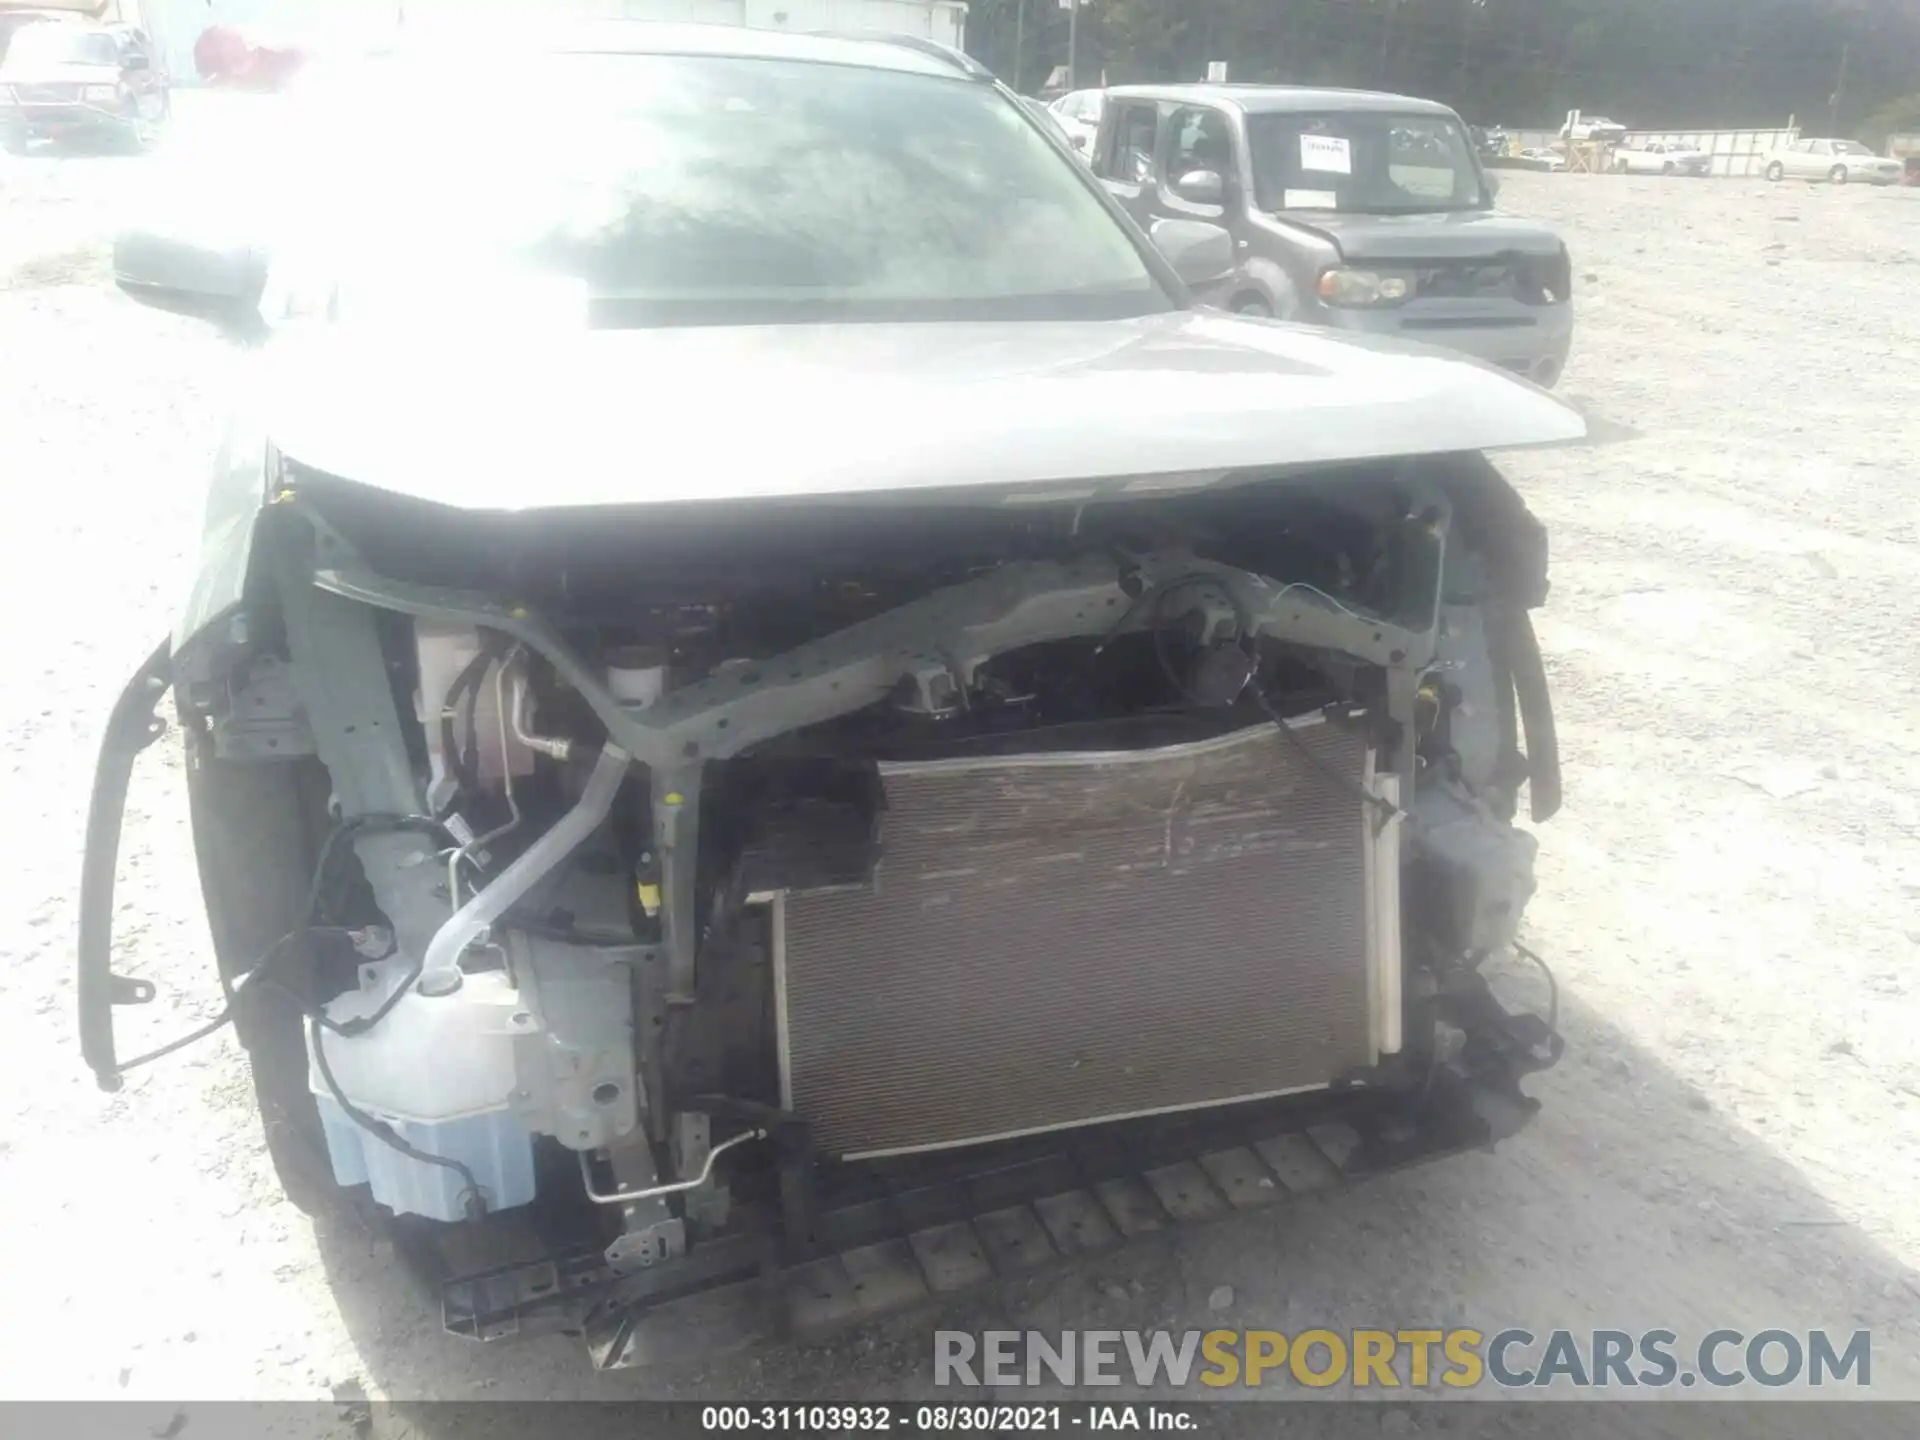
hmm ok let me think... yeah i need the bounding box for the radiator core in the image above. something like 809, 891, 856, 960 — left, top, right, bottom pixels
775, 721, 1389, 1159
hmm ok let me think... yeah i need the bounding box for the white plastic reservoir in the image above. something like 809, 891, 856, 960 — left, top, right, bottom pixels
307, 964, 535, 1221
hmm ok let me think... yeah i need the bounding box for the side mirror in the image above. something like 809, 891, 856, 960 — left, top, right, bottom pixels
113, 228, 268, 338
1071, 132, 1089, 151
1173, 169, 1226, 205
1148, 218, 1234, 289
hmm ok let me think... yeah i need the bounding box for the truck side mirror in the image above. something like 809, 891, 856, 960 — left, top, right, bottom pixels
1149, 218, 1234, 288
1173, 169, 1226, 205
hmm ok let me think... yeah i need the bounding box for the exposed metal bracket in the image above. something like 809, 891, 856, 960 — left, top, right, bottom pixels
276, 564, 445, 963
109, 974, 156, 1005
211, 654, 315, 761
673, 1112, 730, 1230
312, 537, 1446, 772
595, 1137, 698, 1277
652, 765, 702, 1004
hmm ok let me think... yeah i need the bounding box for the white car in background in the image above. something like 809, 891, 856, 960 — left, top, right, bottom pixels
1762, 137, 1903, 186
1045, 86, 1104, 154
1519, 147, 1567, 172
1614, 140, 1712, 176
1020, 95, 1082, 159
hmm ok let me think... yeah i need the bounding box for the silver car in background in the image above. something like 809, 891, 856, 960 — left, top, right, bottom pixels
1763, 137, 1903, 185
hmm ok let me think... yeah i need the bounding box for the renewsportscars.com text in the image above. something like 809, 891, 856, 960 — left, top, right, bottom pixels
934, 1328, 1873, 1391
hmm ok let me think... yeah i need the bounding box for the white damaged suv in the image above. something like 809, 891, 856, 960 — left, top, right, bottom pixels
83, 22, 1579, 1363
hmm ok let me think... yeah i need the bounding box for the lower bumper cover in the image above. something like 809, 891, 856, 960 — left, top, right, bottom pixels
1327, 305, 1574, 386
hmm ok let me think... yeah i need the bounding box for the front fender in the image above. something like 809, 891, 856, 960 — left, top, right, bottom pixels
1238, 254, 1305, 320
174, 412, 273, 689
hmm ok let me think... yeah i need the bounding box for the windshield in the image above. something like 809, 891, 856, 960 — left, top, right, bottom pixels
256, 52, 1165, 327
1246, 111, 1488, 214
4, 24, 118, 68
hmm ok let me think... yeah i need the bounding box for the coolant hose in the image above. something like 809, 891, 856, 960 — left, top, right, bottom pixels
416, 744, 631, 994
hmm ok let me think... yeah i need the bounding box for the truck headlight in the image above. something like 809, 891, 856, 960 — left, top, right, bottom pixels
1317, 268, 1415, 307
83, 85, 120, 103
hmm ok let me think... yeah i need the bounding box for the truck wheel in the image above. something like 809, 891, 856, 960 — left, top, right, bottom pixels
1661, 162, 1676, 175
1829, 165, 1848, 185
1765, 161, 1785, 182
1232, 295, 1273, 318
1614, 157, 1629, 174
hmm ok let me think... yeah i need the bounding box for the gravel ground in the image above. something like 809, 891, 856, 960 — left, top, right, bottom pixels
3, 128, 1918, 1432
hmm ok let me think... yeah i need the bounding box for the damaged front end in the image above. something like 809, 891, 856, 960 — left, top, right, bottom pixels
80, 449, 1563, 1361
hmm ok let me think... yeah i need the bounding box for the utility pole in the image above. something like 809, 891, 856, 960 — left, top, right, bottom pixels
1067, 0, 1080, 91
1013, 0, 1027, 93
1828, 40, 1850, 133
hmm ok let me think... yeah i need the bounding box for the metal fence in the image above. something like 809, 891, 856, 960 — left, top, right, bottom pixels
1499, 126, 1800, 178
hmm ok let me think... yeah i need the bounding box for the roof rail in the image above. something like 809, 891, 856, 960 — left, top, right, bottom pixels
807, 29, 994, 81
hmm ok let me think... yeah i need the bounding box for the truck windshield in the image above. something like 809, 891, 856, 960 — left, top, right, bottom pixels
252, 50, 1170, 327
4, 25, 119, 69
1246, 111, 1489, 215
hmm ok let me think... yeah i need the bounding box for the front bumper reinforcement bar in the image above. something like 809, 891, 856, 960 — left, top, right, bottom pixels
442, 1004, 1556, 1370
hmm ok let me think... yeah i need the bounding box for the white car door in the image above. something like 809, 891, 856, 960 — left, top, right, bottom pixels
1792, 140, 1827, 178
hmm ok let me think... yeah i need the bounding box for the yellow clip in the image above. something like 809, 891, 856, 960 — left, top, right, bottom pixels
636, 882, 662, 917
663, 791, 685, 807
270, 487, 298, 505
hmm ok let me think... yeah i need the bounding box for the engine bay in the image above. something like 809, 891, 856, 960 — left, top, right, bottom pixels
145, 451, 1559, 1298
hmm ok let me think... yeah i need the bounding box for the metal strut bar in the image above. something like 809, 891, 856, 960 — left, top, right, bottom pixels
77, 638, 174, 1091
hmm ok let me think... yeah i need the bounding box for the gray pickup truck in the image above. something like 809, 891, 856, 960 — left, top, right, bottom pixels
1092, 84, 1575, 387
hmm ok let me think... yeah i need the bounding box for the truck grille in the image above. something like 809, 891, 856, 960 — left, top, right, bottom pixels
1414, 254, 1566, 305
9, 83, 80, 104
776, 721, 1389, 1159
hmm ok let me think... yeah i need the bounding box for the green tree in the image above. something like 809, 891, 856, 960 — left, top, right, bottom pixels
969, 0, 1920, 130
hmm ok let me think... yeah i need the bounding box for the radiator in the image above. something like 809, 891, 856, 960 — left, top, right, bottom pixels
775, 720, 1397, 1159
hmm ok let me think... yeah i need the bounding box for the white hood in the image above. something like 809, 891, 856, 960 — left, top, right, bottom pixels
261, 309, 1586, 512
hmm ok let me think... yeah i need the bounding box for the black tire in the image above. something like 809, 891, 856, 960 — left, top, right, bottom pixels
1614, 157, 1630, 174
1765, 161, 1785, 182
1232, 295, 1273, 318
184, 733, 347, 1217
1662, 162, 1676, 175
1829, 165, 1848, 185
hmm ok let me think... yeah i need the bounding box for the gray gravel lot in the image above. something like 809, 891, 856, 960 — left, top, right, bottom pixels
2, 128, 1917, 1429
